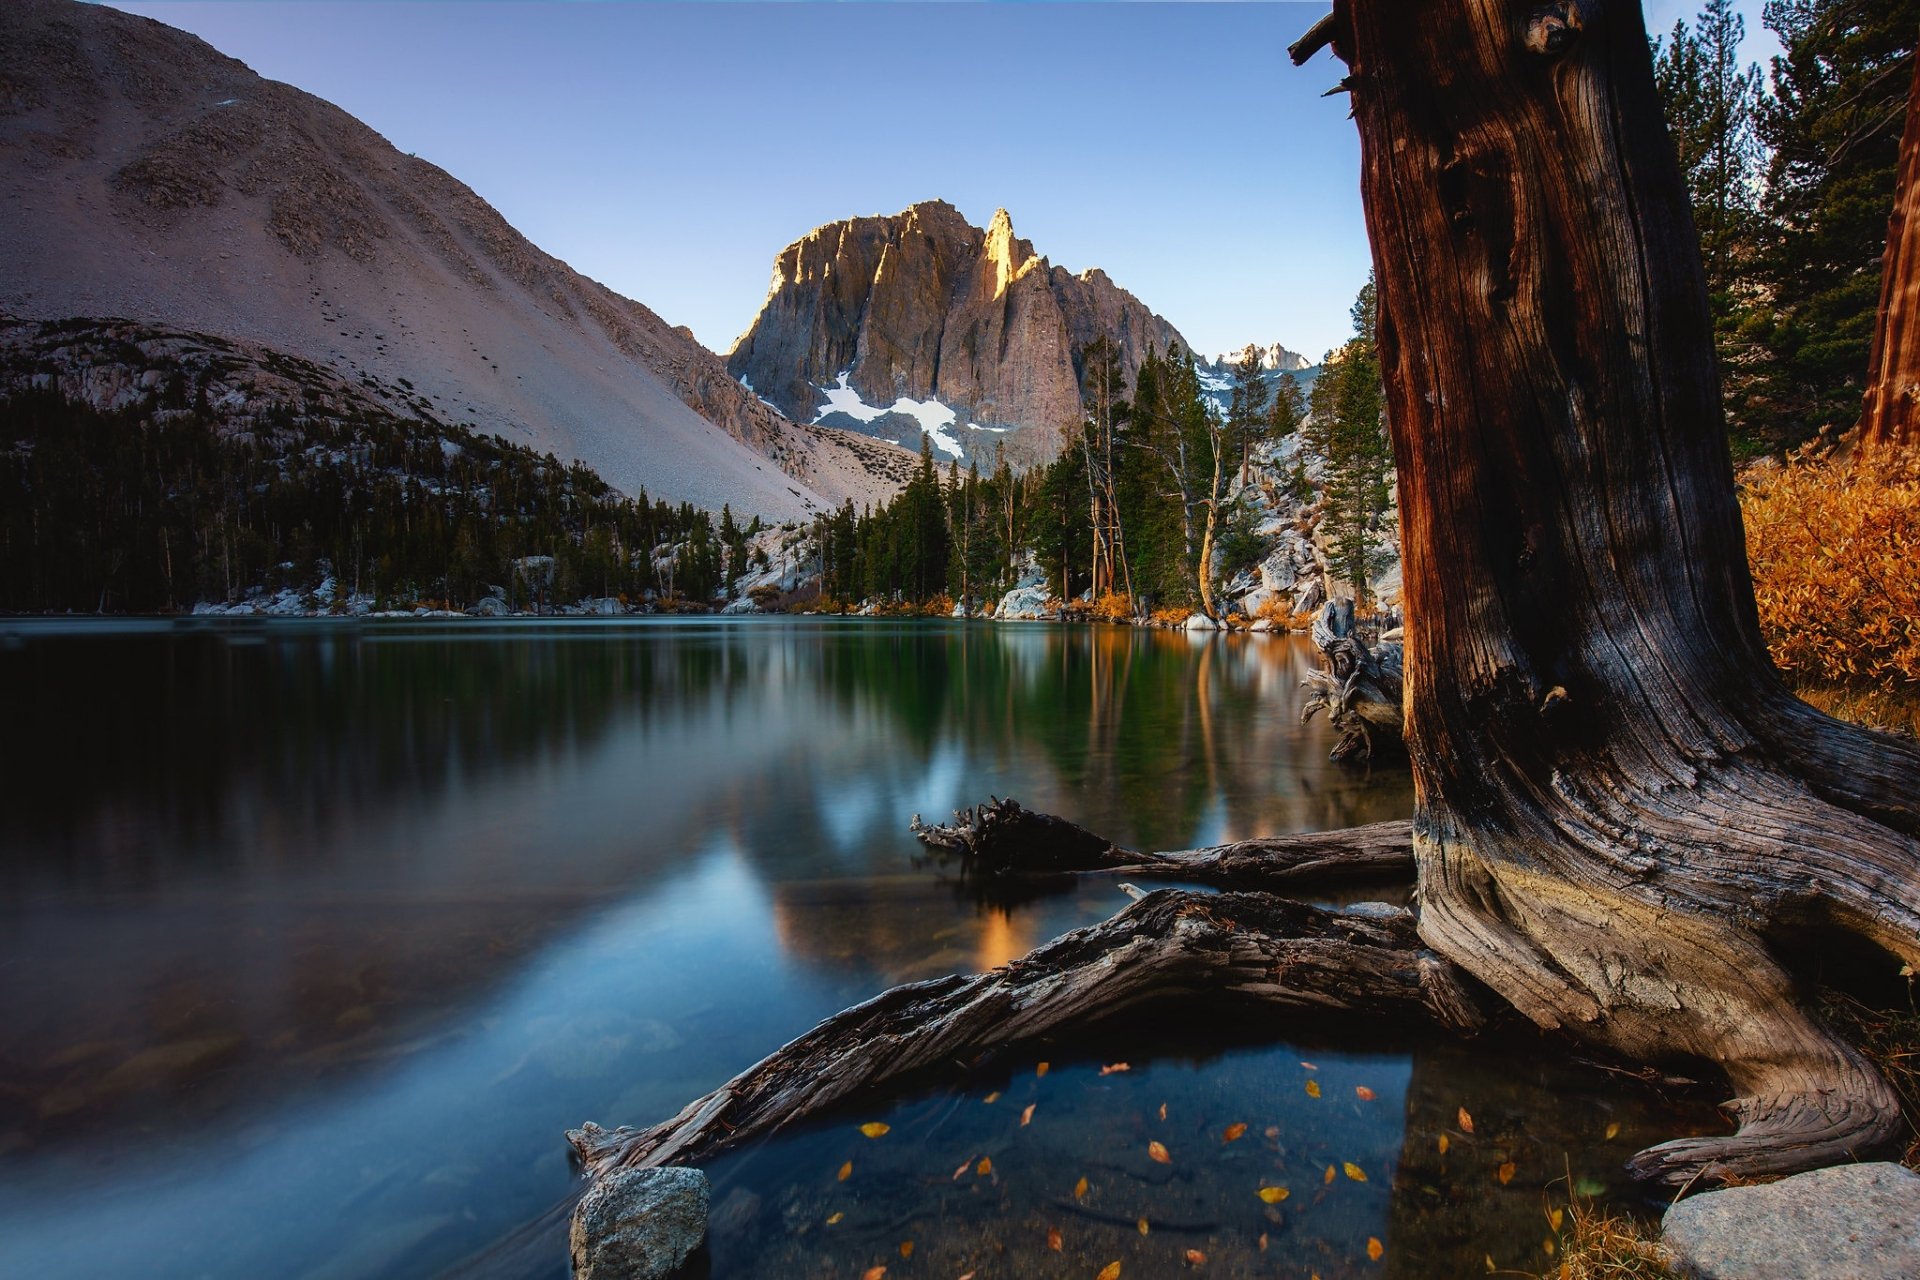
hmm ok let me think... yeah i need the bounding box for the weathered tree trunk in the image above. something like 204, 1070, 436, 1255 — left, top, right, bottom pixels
570, 0, 1920, 1205
1861, 49, 1920, 451
1302, 598, 1406, 760
1336, 0, 1920, 1181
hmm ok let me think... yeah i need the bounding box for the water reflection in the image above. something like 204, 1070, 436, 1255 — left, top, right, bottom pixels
0, 619, 1699, 1280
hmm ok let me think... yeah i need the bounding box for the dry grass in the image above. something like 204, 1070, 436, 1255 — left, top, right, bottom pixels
1821, 986, 1920, 1168
1536, 1199, 1678, 1280
1742, 446, 1920, 689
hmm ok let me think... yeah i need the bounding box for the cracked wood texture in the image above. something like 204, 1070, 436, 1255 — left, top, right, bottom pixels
1862, 50, 1920, 451
1334, 0, 1920, 1181
568, 890, 1478, 1176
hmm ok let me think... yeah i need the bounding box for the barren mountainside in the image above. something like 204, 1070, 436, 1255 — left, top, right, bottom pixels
728, 201, 1189, 466
0, 0, 912, 519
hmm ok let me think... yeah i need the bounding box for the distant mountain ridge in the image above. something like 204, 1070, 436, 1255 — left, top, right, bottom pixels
728, 201, 1189, 467
0, 0, 912, 519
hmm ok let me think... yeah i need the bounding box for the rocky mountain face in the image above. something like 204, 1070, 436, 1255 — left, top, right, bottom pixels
1206, 342, 1311, 373
0, 0, 912, 520
728, 202, 1188, 467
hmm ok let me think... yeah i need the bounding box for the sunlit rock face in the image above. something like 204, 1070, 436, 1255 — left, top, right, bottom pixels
728, 200, 1186, 467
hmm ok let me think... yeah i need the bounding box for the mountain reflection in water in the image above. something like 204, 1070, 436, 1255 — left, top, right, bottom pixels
0, 619, 1710, 1278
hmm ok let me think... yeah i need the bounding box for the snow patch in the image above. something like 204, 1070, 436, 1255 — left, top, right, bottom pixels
814, 372, 963, 458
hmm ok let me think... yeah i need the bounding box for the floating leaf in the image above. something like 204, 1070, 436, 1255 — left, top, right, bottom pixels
983, 1091, 1001, 1105
1305, 1079, 1322, 1098
951, 1159, 971, 1181
976, 1157, 992, 1177
1604, 1122, 1620, 1140
826, 1212, 844, 1225
1223, 1122, 1247, 1143
1367, 1237, 1384, 1261
959, 1274, 975, 1280
1547, 1207, 1565, 1231
1264, 1126, 1280, 1139
1185, 1248, 1207, 1265
1486, 1255, 1497, 1272
1097, 1264, 1122, 1280
1048, 1226, 1063, 1252
1036, 1061, 1050, 1078
1137, 1217, 1150, 1236
1257, 1185, 1291, 1204
1542, 1236, 1556, 1257
1437, 1134, 1450, 1155
1021, 1103, 1036, 1127
862, 1268, 886, 1280
1074, 1176, 1089, 1199
1148, 1140, 1172, 1165
1301, 1061, 1319, 1070
1324, 1165, 1337, 1185
859, 1122, 891, 1139
1458, 1107, 1475, 1134
1343, 1162, 1367, 1182
1497, 1161, 1517, 1185
1573, 1176, 1607, 1197
1258, 1232, 1269, 1251
1158, 1102, 1168, 1121
838, 1161, 853, 1182
899, 1241, 913, 1259
1100, 1062, 1130, 1075
1355, 1086, 1376, 1101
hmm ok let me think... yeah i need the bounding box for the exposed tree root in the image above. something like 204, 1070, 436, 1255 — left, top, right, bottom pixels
910, 795, 1415, 891
1302, 599, 1405, 763
567, 888, 1483, 1177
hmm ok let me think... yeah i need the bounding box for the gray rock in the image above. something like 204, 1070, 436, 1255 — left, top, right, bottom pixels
1661, 1161, 1920, 1280
571, 1166, 710, 1280
1183, 612, 1219, 632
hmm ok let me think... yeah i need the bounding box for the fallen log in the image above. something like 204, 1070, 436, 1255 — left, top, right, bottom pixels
567, 888, 1484, 1177
910, 795, 1414, 891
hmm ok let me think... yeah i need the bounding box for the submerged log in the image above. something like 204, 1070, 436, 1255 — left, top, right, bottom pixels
1301, 598, 1406, 761
568, 889, 1483, 1176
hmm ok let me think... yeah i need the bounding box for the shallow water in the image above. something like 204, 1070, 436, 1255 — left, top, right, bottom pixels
0, 618, 1716, 1278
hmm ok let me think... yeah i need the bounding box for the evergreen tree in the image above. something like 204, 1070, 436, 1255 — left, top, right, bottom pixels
1306, 276, 1393, 609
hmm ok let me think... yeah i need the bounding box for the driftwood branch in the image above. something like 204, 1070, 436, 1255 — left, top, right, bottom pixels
1301, 599, 1405, 761
1288, 11, 1340, 66
911, 795, 1413, 891
567, 889, 1483, 1177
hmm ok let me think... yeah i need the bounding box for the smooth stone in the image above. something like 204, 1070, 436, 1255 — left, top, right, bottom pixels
1183, 612, 1219, 631
1661, 1162, 1920, 1279
570, 1166, 710, 1280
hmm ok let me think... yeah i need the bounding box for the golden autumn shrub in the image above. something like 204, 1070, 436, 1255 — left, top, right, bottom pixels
1089, 591, 1136, 623
1741, 447, 1920, 688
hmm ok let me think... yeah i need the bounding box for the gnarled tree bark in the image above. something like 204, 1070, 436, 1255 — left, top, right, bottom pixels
569, 0, 1920, 1201
1301, 598, 1406, 761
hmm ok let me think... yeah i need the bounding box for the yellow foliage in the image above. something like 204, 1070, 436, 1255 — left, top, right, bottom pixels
1742, 447, 1920, 689
1149, 605, 1191, 628
1089, 591, 1136, 623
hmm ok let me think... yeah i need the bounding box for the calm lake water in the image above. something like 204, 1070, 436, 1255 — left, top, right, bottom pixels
0, 619, 1719, 1279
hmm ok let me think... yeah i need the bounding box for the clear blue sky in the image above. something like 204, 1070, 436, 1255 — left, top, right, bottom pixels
106, 1, 1773, 362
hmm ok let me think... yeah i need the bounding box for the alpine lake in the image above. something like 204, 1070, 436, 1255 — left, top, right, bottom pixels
0, 618, 1725, 1279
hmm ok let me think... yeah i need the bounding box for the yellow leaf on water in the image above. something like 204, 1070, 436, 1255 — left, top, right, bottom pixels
1542, 1236, 1556, 1258
1548, 1207, 1565, 1231
1148, 1140, 1172, 1165
1305, 1079, 1322, 1098
1258, 1232, 1269, 1251
899, 1241, 913, 1259
1223, 1122, 1247, 1142
826, 1212, 844, 1225
1036, 1061, 1050, 1078
976, 1157, 992, 1176
1497, 1162, 1517, 1185
1355, 1086, 1376, 1101
859, 1122, 891, 1139
1021, 1103, 1036, 1127
983, 1092, 1001, 1104
951, 1159, 970, 1181
1137, 1217, 1150, 1236
1437, 1134, 1450, 1155
1048, 1226, 1063, 1252
1486, 1255, 1497, 1272
1604, 1122, 1620, 1140
1367, 1237, 1384, 1261
838, 1161, 853, 1182
1185, 1248, 1207, 1265
1158, 1102, 1168, 1121
1324, 1165, 1337, 1185
1100, 1062, 1130, 1075
1073, 1176, 1089, 1199
1458, 1107, 1476, 1134
862, 1268, 886, 1280
959, 1274, 975, 1280
1257, 1185, 1290, 1203
1343, 1162, 1367, 1182
1097, 1264, 1122, 1280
